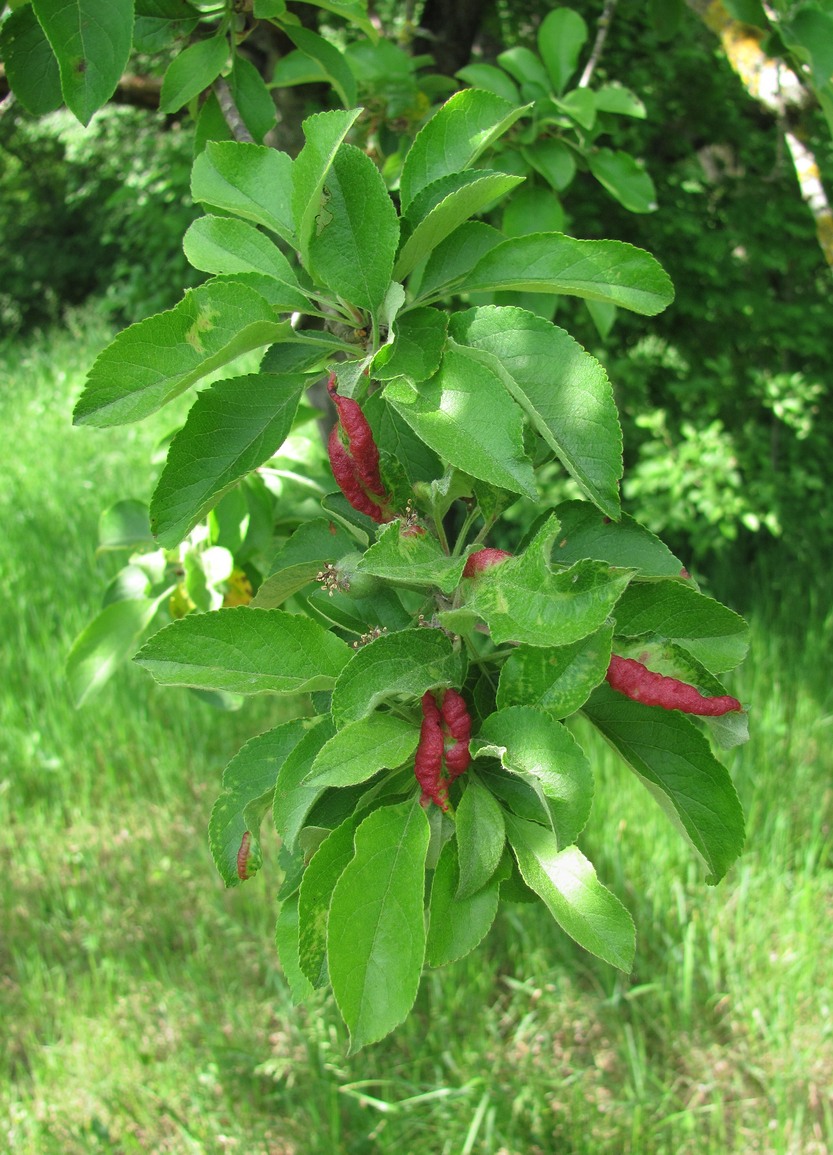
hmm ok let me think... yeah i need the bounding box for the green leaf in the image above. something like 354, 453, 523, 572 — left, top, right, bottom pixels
97, 499, 155, 553
496, 47, 550, 99
786, 9, 833, 87
191, 141, 296, 244
271, 47, 329, 89
357, 520, 467, 595
594, 84, 646, 118
399, 89, 529, 214
273, 719, 335, 852
285, 25, 356, 108
135, 607, 352, 694
159, 34, 229, 114
454, 776, 506, 899
413, 221, 503, 303
30, 0, 133, 123
373, 307, 448, 383
461, 515, 632, 648
583, 683, 745, 883
73, 281, 288, 427
503, 185, 564, 237
537, 7, 588, 94
449, 306, 622, 518
298, 0, 377, 40
209, 719, 307, 887
384, 346, 537, 500
363, 394, 443, 486
184, 216, 308, 304
394, 171, 523, 280
522, 138, 576, 192
307, 143, 399, 317
331, 628, 461, 728
555, 88, 596, 130
497, 625, 614, 719
229, 54, 276, 143
66, 595, 164, 707
275, 894, 315, 1004
133, 0, 199, 55
304, 713, 419, 789
251, 518, 356, 609
292, 107, 362, 264
551, 500, 684, 577
505, 813, 635, 971
477, 706, 592, 847
149, 372, 306, 549
328, 799, 430, 1051
467, 234, 675, 316
298, 814, 359, 987
0, 5, 62, 115
456, 63, 520, 104
426, 836, 505, 967
588, 149, 657, 214
612, 582, 749, 673
478, 766, 552, 827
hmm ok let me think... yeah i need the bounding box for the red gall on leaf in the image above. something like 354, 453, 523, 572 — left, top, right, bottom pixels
236, 831, 254, 881
462, 547, 513, 578
606, 655, 742, 716
414, 688, 473, 809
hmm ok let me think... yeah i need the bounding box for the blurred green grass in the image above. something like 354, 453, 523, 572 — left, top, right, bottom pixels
1, 310, 832, 1154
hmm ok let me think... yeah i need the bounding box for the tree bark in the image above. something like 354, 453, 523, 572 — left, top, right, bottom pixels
683, 0, 833, 267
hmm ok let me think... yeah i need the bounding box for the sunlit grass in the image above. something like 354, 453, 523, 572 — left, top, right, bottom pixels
1, 309, 831, 1154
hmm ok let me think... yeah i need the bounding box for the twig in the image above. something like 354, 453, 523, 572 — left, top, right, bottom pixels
214, 76, 254, 143
578, 0, 619, 88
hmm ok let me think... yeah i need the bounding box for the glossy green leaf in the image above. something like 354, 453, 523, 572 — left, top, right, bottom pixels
395, 171, 524, 280
307, 143, 399, 316
292, 108, 361, 263
273, 719, 335, 852
298, 813, 359, 987
329, 799, 430, 1051
159, 34, 229, 114
505, 812, 635, 971
304, 713, 419, 788
454, 776, 506, 899
191, 142, 296, 244
135, 607, 352, 694
594, 83, 647, 118
523, 138, 576, 192
276, 896, 315, 1004
588, 148, 658, 214
456, 62, 520, 104
285, 24, 356, 108
612, 582, 749, 673
450, 306, 622, 518
357, 520, 467, 595
414, 221, 503, 303
478, 706, 592, 847
537, 7, 587, 94
150, 372, 306, 548
74, 281, 288, 427
496, 47, 550, 99
503, 185, 564, 237
230, 54, 277, 143
584, 683, 745, 883
426, 836, 505, 967
399, 89, 529, 213
66, 595, 165, 707
467, 233, 675, 316
184, 217, 303, 294
209, 719, 307, 887
331, 628, 461, 728
461, 515, 633, 647
384, 347, 537, 499
551, 500, 685, 576
31, 0, 133, 123
97, 499, 155, 553
0, 5, 62, 115
252, 518, 356, 609
133, 0, 199, 55
497, 624, 614, 719
299, 0, 376, 39
373, 307, 448, 383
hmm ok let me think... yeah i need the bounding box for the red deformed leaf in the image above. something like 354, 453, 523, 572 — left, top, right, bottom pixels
606, 655, 741, 716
